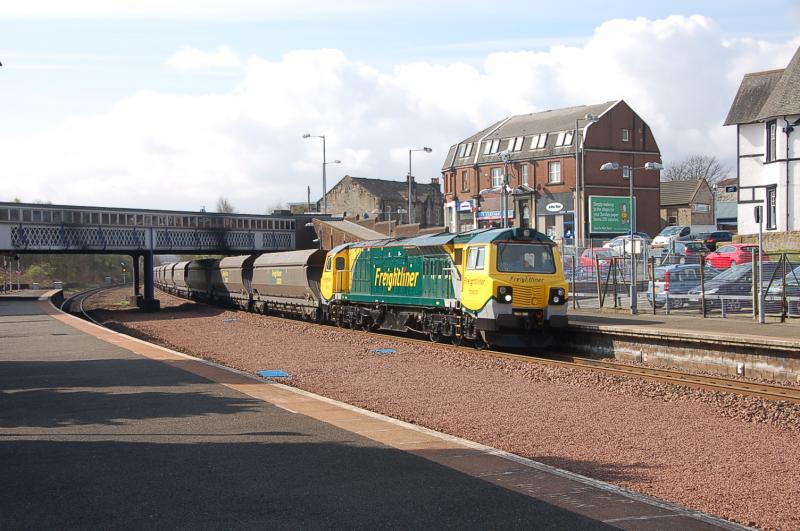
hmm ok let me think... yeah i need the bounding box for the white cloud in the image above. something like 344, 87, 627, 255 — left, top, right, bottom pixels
166, 46, 242, 72
1, 16, 798, 213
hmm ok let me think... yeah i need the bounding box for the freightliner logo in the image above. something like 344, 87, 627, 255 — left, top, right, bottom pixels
374, 267, 420, 292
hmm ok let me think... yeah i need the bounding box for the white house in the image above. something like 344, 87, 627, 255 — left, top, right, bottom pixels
724, 46, 800, 235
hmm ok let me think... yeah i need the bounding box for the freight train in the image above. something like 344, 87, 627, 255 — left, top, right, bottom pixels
155, 228, 568, 347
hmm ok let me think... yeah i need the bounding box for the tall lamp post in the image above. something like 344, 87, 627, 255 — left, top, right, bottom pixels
303, 134, 329, 214
600, 161, 663, 314
408, 147, 432, 224
323, 158, 342, 211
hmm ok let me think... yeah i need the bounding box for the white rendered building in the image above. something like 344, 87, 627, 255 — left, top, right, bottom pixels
725, 46, 800, 235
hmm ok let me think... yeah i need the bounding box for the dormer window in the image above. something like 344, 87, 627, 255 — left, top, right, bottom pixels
511, 136, 524, 151
529, 133, 547, 149
554, 131, 574, 147
457, 144, 466, 157
464, 142, 473, 157
483, 138, 500, 155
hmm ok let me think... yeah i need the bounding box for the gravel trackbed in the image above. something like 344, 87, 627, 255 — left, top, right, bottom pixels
91, 290, 800, 530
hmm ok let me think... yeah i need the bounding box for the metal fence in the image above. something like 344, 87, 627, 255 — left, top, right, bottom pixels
558, 239, 800, 321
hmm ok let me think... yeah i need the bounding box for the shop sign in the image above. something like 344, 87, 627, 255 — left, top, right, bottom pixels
545, 202, 564, 213
477, 209, 514, 219
457, 200, 474, 212
588, 195, 635, 234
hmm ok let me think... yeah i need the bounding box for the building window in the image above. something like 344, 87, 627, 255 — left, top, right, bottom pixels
484, 139, 500, 155
555, 132, 565, 146
622, 129, 630, 142
491, 167, 503, 188
521, 164, 529, 185
766, 120, 777, 162
564, 131, 573, 145
461, 171, 469, 192
548, 161, 561, 184
692, 203, 710, 213
530, 134, 547, 149
668, 215, 677, 225
767, 187, 777, 230
511, 136, 524, 151
457, 144, 466, 157
464, 143, 473, 157
622, 165, 631, 179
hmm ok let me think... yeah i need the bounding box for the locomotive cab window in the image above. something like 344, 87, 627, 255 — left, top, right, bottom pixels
466, 247, 485, 270
496, 243, 556, 274
335, 257, 345, 270
325, 257, 332, 271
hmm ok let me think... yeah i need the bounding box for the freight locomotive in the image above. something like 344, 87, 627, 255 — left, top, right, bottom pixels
155, 227, 568, 347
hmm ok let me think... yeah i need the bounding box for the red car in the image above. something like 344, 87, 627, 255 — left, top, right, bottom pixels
705, 244, 767, 269
579, 247, 618, 269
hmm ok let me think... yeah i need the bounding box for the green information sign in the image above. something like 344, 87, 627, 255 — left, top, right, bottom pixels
589, 195, 635, 234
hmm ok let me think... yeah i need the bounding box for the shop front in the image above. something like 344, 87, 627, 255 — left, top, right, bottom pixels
444, 199, 477, 233
535, 192, 575, 241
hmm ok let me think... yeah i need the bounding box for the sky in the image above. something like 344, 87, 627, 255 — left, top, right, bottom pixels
1, 1, 799, 213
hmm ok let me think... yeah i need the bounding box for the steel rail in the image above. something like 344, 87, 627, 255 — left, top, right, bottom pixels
148, 287, 800, 404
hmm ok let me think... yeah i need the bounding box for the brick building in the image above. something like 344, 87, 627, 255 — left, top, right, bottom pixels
441, 100, 662, 240
659, 179, 715, 228
320, 175, 444, 228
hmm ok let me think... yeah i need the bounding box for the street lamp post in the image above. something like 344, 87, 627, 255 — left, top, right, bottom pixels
408, 147, 432, 224
303, 134, 329, 214
323, 158, 342, 211
497, 150, 512, 228
600, 161, 663, 314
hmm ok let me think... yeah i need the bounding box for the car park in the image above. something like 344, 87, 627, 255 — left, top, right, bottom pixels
705, 243, 768, 269
765, 263, 800, 315
647, 263, 720, 308
687, 262, 779, 312
702, 231, 733, 251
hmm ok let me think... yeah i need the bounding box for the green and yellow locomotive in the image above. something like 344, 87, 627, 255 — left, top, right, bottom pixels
320, 228, 567, 347
156, 227, 568, 348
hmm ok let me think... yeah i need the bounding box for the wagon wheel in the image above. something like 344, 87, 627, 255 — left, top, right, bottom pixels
428, 328, 442, 343
451, 334, 463, 346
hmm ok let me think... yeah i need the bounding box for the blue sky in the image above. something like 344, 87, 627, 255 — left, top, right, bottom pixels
1, 1, 799, 211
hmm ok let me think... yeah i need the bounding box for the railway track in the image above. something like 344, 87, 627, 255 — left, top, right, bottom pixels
322, 316, 800, 405
60, 285, 118, 324
143, 288, 800, 405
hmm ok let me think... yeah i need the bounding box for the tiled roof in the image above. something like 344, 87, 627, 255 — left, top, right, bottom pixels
346, 176, 440, 203
660, 179, 703, 206
723, 69, 784, 125
313, 218, 386, 241
725, 45, 800, 125
442, 101, 618, 170
756, 46, 800, 121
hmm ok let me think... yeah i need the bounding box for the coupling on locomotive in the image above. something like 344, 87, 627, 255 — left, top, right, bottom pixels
154, 227, 568, 347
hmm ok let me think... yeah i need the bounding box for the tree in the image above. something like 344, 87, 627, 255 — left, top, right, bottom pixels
662, 154, 729, 185
215, 196, 236, 214
265, 201, 287, 215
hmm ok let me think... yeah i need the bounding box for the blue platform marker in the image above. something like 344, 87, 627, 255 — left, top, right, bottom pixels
258, 370, 289, 378
369, 348, 396, 355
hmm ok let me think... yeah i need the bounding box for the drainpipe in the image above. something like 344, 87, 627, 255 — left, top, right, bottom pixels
783, 116, 798, 231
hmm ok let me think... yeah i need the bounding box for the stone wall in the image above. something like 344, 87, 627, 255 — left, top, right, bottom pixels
735, 231, 800, 251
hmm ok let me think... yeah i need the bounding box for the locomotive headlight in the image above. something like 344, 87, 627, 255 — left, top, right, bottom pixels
497, 286, 513, 303
549, 287, 566, 305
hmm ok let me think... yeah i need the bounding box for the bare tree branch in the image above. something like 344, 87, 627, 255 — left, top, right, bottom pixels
215, 196, 236, 214
662, 154, 729, 185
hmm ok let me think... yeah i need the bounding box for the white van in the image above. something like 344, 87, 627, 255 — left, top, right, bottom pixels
652, 225, 716, 250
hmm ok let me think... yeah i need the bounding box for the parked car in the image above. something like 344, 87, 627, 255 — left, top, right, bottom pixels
651, 224, 716, 249
702, 230, 733, 251
647, 264, 720, 308
579, 248, 620, 277
705, 243, 768, 270
687, 262, 779, 312
765, 263, 800, 315
603, 234, 650, 255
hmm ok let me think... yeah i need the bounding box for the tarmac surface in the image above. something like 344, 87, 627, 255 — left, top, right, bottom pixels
0, 296, 745, 530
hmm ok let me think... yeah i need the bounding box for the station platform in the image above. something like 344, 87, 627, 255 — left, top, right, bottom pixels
0, 296, 744, 530
568, 308, 800, 350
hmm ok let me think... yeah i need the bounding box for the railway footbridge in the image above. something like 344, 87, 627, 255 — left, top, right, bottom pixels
0, 202, 327, 310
